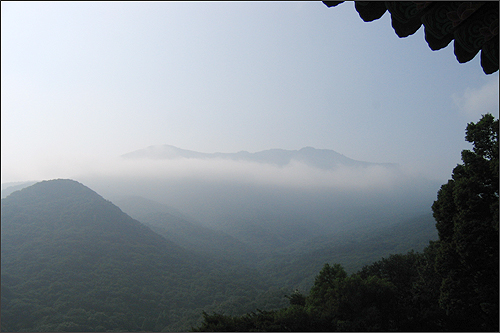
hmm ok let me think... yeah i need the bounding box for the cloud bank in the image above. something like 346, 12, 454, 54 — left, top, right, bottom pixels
77, 156, 406, 192
453, 79, 500, 118
2, 152, 439, 231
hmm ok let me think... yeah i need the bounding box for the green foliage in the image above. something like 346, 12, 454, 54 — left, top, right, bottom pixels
305, 264, 399, 331
285, 290, 306, 306
308, 263, 347, 307
195, 263, 400, 332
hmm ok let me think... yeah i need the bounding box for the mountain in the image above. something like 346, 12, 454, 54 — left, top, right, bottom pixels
112, 196, 257, 263
120, 145, 397, 169
0, 179, 284, 332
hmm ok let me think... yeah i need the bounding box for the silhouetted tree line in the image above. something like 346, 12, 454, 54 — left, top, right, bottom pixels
193, 114, 499, 332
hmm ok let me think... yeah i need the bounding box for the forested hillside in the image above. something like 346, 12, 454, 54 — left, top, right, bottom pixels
0, 180, 287, 331
255, 213, 437, 291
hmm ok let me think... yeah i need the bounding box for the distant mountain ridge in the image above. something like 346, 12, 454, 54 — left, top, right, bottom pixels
121, 145, 398, 169
1, 181, 38, 198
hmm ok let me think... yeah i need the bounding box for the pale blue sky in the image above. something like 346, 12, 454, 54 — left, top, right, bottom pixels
2, 1, 498, 184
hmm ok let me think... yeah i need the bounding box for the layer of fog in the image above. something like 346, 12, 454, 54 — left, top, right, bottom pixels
82, 157, 408, 190
73, 156, 441, 238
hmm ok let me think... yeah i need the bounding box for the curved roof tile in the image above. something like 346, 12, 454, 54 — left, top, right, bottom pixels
324, 1, 499, 74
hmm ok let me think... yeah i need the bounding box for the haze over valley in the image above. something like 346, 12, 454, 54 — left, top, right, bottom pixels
2, 2, 497, 331
1, 161, 440, 330
72, 145, 440, 247
2, 145, 440, 281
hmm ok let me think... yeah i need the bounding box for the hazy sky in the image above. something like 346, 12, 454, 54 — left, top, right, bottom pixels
2, 1, 498, 184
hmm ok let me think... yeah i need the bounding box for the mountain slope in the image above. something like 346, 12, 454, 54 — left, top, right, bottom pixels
0, 179, 280, 331
113, 196, 257, 262
256, 213, 439, 291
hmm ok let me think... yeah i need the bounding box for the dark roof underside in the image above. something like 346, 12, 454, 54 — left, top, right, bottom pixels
324, 1, 499, 74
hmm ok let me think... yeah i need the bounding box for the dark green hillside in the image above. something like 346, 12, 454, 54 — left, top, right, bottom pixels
257, 213, 438, 291
0, 179, 283, 332
112, 195, 439, 294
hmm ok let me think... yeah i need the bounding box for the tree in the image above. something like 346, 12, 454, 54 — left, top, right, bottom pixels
411, 241, 448, 331
357, 251, 429, 330
432, 113, 499, 331
306, 263, 347, 317
305, 263, 399, 331
285, 289, 306, 306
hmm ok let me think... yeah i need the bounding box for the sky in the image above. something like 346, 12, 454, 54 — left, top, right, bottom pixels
2, 1, 499, 185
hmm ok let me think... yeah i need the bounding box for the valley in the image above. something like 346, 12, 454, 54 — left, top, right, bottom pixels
1, 147, 440, 331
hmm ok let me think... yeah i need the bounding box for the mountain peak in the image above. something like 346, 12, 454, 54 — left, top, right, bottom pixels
1, 178, 184, 253
4, 179, 102, 203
